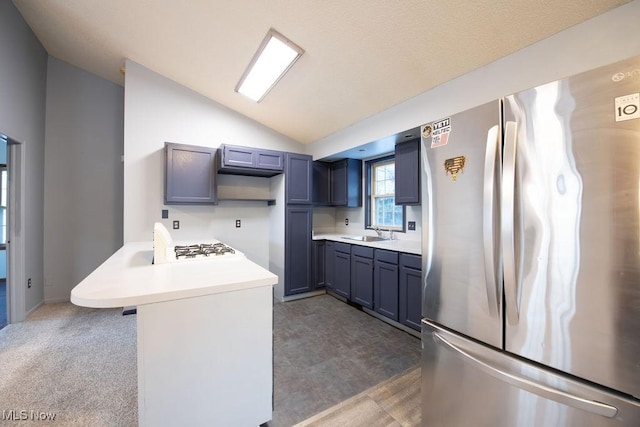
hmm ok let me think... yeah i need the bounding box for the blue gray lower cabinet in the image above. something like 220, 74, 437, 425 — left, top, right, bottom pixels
399, 253, 422, 331
374, 250, 399, 321
332, 243, 351, 299
320, 240, 422, 331
324, 241, 335, 291
351, 246, 374, 309
284, 207, 313, 295
313, 240, 326, 289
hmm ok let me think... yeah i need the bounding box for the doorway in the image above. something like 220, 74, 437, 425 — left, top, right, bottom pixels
0, 132, 26, 329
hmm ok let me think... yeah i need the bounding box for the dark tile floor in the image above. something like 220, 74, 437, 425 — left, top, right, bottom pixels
269, 293, 421, 426
0, 280, 6, 330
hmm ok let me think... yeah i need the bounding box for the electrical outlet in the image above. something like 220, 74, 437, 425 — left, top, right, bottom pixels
162, 209, 169, 219
345, 218, 349, 226
27, 278, 32, 288
408, 221, 416, 231
235, 219, 241, 228
173, 220, 180, 230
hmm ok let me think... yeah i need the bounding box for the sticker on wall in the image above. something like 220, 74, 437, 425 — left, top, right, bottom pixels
615, 93, 640, 122
444, 156, 466, 181
430, 118, 451, 148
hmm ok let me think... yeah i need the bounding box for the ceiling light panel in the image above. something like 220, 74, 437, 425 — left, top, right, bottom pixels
236, 29, 304, 102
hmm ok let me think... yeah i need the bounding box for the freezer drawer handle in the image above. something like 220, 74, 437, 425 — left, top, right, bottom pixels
433, 332, 618, 418
483, 124, 501, 316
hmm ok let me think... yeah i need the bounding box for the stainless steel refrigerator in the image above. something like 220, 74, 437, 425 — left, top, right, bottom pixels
420, 55, 640, 426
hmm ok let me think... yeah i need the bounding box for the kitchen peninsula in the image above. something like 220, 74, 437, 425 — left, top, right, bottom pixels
71, 241, 278, 427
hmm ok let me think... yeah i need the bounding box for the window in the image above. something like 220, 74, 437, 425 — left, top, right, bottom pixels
366, 156, 405, 231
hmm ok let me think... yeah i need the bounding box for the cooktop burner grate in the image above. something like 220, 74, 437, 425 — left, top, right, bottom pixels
174, 243, 236, 259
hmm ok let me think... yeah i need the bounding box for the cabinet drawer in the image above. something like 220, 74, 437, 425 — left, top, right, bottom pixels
400, 253, 421, 270
352, 245, 373, 259
375, 249, 398, 265
334, 242, 351, 254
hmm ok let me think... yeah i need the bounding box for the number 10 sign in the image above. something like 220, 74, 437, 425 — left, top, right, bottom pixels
615, 93, 640, 122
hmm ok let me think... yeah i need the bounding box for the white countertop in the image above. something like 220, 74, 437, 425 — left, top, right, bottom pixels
313, 233, 421, 255
71, 242, 278, 308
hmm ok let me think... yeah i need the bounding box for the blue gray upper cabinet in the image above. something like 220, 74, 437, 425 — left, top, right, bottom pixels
312, 161, 331, 206
285, 153, 313, 204
218, 144, 284, 177
165, 142, 217, 205
331, 158, 362, 207
394, 138, 421, 205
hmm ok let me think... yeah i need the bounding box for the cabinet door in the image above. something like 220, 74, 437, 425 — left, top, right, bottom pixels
256, 149, 284, 171
325, 242, 335, 291
313, 240, 326, 289
222, 144, 255, 168
395, 138, 421, 205
284, 207, 312, 295
219, 144, 284, 176
330, 159, 362, 207
399, 253, 422, 331
374, 261, 399, 321
285, 153, 313, 204
312, 161, 331, 206
351, 255, 374, 308
330, 159, 348, 206
165, 142, 217, 205
333, 250, 351, 299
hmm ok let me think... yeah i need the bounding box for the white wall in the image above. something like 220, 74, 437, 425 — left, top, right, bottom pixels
43, 57, 124, 303
0, 0, 47, 317
307, 1, 640, 161
123, 61, 304, 269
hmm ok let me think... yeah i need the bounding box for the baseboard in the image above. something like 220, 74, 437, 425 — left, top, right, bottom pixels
25, 300, 45, 318
362, 307, 420, 338
44, 297, 70, 304
281, 289, 326, 302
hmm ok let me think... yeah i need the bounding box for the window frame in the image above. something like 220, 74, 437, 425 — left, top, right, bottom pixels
364, 155, 406, 232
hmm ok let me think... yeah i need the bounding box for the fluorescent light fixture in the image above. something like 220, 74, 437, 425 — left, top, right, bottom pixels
236, 29, 304, 102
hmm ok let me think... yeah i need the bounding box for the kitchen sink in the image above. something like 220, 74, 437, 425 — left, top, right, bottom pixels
342, 235, 387, 242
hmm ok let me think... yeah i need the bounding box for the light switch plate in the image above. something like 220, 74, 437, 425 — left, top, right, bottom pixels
408, 221, 416, 231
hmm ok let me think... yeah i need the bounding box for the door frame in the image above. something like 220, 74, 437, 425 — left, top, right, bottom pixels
5, 136, 26, 323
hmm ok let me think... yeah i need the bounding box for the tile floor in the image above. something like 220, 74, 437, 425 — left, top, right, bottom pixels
269, 294, 421, 426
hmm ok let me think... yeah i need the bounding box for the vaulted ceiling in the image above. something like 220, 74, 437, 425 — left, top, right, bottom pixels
13, 0, 630, 144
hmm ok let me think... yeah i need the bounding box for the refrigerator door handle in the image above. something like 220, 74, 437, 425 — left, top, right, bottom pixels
502, 121, 519, 324
483, 125, 500, 316
433, 331, 619, 418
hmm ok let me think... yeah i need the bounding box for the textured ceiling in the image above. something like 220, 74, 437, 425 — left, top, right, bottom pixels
13, 0, 630, 144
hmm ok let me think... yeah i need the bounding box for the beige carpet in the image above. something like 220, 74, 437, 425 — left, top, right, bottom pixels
295, 366, 421, 427
0, 303, 137, 426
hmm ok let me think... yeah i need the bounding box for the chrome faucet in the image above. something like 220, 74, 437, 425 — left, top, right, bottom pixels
374, 227, 383, 238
